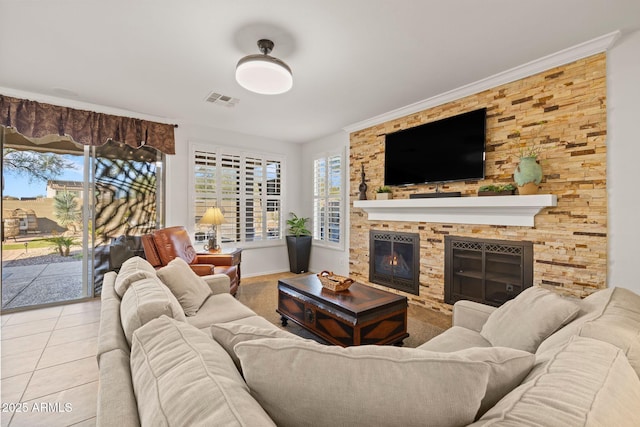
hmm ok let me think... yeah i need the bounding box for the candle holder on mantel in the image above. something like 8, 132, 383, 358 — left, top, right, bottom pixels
358, 163, 368, 200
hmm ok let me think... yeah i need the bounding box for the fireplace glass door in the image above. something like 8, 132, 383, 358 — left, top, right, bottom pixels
369, 230, 419, 295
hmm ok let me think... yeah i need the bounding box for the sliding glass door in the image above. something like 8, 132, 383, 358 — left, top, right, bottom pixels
91, 141, 164, 294
2, 128, 87, 310
1, 126, 164, 311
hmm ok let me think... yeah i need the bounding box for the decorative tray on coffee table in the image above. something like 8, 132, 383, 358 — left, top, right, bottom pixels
317, 270, 354, 292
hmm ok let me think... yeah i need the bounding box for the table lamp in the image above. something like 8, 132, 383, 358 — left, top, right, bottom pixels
199, 207, 225, 252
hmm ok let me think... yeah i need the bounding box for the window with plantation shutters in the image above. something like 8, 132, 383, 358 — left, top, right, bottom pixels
192, 145, 283, 244
313, 151, 343, 246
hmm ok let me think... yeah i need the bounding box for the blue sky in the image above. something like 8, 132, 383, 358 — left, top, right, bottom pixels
3, 155, 84, 198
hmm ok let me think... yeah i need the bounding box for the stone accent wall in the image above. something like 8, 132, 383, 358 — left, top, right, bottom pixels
350, 53, 607, 313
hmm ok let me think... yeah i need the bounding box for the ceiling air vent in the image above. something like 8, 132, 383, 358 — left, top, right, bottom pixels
205, 92, 239, 107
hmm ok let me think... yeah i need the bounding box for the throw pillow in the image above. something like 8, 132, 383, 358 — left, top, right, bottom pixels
130, 316, 276, 426
114, 256, 157, 297
476, 336, 640, 426
156, 257, 212, 316
480, 286, 580, 353
120, 277, 186, 345
534, 287, 621, 356
210, 322, 303, 370
451, 347, 535, 419
235, 338, 491, 427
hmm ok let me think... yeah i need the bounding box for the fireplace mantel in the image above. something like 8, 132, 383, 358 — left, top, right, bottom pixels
353, 194, 557, 227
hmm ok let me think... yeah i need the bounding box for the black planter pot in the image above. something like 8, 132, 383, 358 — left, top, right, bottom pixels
286, 235, 312, 273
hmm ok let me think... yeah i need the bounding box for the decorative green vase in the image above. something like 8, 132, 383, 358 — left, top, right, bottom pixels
514, 156, 542, 195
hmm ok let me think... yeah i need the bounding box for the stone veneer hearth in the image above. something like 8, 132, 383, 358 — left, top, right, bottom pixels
349, 53, 607, 313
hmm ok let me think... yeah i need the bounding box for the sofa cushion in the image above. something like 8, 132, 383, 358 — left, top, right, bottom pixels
186, 293, 257, 329
113, 256, 157, 298
459, 347, 535, 419
472, 336, 640, 427
224, 315, 281, 329
130, 316, 276, 427
156, 257, 212, 316
579, 319, 640, 378
480, 286, 580, 353
417, 326, 492, 352
413, 343, 535, 418
537, 287, 640, 377
210, 322, 301, 370
235, 338, 491, 427
120, 277, 186, 345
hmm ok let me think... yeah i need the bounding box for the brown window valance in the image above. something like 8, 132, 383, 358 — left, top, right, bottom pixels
0, 95, 175, 154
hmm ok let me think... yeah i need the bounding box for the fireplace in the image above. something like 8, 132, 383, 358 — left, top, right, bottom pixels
369, 230, 420, 295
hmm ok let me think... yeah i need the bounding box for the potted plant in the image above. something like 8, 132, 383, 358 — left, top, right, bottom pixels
375, 186, 393, 200
285, 212, 312, 274
511, 125, 546, 195
478, 184, 516, 196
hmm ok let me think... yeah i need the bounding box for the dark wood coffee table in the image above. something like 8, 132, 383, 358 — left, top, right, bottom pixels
277, 274, 409, 346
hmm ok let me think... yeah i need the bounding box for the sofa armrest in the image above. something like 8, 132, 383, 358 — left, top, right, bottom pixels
202, 274, 231, 295
452, 300, 497, 332
96, 349, 140, 427
189, 264, 215, 276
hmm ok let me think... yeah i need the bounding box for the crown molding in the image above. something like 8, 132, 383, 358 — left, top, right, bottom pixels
0, 86, 177, 125
343, 30, 621, 134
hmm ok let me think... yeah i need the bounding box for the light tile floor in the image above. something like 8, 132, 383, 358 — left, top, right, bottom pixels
0, 299, 101, 427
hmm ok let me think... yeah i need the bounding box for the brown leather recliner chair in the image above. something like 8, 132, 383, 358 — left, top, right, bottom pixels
141, 226, 239, 295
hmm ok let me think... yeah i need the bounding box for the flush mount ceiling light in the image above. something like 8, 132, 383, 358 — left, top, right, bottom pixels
235, 39, 293, 95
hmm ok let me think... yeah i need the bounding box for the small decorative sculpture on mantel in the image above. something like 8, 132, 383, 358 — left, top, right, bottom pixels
358, 163, 368, 200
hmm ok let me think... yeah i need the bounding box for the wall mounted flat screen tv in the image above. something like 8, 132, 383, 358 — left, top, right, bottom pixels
384, 108, 486, 186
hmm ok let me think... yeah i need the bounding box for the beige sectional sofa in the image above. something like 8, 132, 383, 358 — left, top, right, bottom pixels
421, 286, 640, 426
97, 257, 640, 426
96, 257, 282, 426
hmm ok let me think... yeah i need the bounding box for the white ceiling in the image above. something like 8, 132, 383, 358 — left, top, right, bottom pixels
1, 0, 639, 143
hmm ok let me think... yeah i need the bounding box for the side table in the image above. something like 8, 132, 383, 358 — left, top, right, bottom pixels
200, 248, 242, 294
